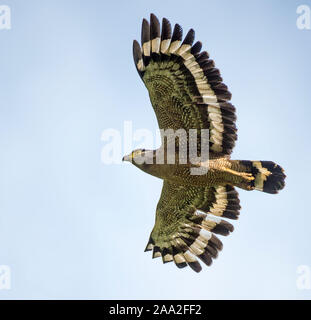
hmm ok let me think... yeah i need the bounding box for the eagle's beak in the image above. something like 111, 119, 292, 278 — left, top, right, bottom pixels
122, 154, 131, 162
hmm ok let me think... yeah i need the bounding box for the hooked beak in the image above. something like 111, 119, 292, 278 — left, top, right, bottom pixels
122, 154, 131, 162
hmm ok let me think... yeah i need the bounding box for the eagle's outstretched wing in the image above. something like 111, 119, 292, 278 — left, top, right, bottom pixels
145, 181, 241, 272
133, 14, 237, 155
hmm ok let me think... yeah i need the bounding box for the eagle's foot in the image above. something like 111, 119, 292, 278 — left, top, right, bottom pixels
239, 172, 255, 181
223, 167, 255, 181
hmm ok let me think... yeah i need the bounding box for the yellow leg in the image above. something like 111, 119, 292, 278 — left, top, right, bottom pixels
222, 167, 255, 181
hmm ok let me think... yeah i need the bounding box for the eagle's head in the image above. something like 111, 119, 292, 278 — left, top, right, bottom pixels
122, 149, 154, 165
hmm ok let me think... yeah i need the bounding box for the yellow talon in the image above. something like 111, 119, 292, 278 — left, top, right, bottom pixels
222, 167, 254, 181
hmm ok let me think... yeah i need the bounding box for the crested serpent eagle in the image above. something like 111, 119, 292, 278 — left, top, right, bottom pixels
122, 14, 286, 272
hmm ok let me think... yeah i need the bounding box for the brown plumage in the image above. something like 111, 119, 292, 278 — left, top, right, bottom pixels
123, 14, 286, 272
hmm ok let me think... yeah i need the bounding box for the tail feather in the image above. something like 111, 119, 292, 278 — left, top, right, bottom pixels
239, 160, 286, 194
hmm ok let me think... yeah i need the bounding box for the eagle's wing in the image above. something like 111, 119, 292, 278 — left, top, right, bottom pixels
133, 14, 237, 155
145, 181, 241, 272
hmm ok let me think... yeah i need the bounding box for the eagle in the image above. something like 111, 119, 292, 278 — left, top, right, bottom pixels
122, 14, 286, 272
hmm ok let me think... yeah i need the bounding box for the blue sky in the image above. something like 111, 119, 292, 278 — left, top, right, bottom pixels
0, 0, 311, 299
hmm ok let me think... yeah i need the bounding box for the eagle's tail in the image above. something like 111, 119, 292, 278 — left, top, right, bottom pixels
234, 160, 286, 194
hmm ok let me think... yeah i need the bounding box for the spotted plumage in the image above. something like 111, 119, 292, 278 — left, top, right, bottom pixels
123, 14, 286, 272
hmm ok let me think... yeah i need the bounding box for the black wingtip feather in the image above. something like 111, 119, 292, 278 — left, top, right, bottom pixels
222, 210, 240, 220
133, 40, 142, 63
171, 23, 183, 42
150, 13, 160, 39
141, 18, 150, 46
176, 262, 187, 269
182, 28, 195, 46
161, 17, 172, 40
204, 244, 218, 259
188, 261, 202, 273
191, 41, 202, 55
212, 221, 234, 236
196, 51, 210, 62
210, 234, 223, 251
198, 251, 213, 266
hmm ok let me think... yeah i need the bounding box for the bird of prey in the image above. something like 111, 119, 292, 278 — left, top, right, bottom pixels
123, 14, 286, 272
